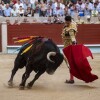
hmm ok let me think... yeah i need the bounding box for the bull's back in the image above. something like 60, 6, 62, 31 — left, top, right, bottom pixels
44, 39, 60, 53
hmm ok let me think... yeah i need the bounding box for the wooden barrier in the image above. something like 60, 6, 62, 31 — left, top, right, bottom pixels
7, 23, 64, 45
1, 23, 100, 52
7, 23, 100, 45
77, 24, 100, 44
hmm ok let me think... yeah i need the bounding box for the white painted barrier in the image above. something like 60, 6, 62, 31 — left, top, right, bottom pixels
1, 22, 7, 53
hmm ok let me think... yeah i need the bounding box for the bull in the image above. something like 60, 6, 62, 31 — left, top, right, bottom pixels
8, 37, 64, 89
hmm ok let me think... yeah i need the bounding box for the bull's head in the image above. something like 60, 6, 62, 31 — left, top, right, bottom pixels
46, 52, 64, 75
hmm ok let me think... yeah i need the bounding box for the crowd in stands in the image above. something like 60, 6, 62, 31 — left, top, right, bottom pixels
1, 0, 100, 24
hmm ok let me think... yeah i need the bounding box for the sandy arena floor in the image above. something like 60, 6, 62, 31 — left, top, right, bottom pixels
0, 53, 100, 100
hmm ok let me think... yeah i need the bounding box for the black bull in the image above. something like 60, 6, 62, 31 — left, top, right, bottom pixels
8, 37, 64, 89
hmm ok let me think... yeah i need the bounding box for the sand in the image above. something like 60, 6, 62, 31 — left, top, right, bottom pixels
0, 53, 100, 100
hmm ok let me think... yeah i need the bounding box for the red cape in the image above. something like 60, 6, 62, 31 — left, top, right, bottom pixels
63, 44, 98, 83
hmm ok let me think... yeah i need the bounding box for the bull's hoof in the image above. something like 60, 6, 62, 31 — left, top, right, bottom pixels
27, 83, 32, 89
19, 85, 25, 90
8, 81, 13, 87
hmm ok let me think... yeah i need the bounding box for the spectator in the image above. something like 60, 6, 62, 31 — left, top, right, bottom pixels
53, 1, 65, 16
96, 0, 100, 13
85, 0, 93, 10
84, 3, 91, 19
11, 5, 18, 17
17, 6, 24, 16
30, 0, 36, 16
12, 0, 17, 4
2, 0, 10, 4
55, 3, 63, 16
46, 4, 52, 16
23, 0, 31, 10
14, 0, 24, 10
40, 1, 47, 16
68, 1, 77, 19
76, 0, 85, 17
30, 0, 35, 6
30, 0, 36, 12
35, 1, 41, 14
53, 15, 59, 23
9, 0, 15, 8
53, 15, 63, 23
91, 3, 98, 17
4, 3, 12, 17
64, 4, 69, 16
0, 1, 6, 15
24, 6, 32, 17
0, 5, 3, 16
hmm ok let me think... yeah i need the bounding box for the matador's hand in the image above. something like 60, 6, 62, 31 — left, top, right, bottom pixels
72, 41, 77, 45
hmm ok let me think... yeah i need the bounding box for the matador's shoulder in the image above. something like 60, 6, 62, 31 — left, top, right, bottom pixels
70, 22, 77, 32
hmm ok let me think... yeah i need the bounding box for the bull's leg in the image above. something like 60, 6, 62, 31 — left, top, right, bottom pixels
8, 66, 19, 87
22, 72, 26, 80
27, 68, 45, 89
19, 67, 32, 90
8, 55, 26, 87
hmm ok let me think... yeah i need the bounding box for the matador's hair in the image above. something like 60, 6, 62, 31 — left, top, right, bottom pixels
65, 15, 72, 21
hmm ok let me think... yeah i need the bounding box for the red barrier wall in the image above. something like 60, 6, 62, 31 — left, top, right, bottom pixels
0, 23, 100, 52
7, 24, 100, 46
76, 24, 100, 44
0, 24, 96, 48
7, 23, 64, 45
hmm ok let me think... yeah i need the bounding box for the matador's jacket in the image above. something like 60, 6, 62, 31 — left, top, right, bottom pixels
61, 22, 77, 48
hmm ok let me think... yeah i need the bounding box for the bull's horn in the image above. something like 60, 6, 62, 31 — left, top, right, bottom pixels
47, 52, 56, 63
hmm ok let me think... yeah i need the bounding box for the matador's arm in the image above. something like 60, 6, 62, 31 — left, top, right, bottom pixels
69, 29, 77, 44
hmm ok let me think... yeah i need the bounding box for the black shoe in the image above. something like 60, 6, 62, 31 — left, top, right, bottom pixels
65, 80, 75, 84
